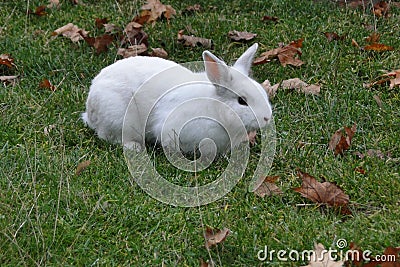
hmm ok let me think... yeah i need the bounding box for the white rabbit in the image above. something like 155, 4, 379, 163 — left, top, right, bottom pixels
82, 43, 272, 156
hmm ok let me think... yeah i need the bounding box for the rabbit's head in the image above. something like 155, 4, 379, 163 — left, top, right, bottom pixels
202, 43, 272, 134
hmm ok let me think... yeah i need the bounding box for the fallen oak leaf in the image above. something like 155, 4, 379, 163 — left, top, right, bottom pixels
39, 79, 56, 91
76, 160, 91, 175
261, 79, 280, 98
117, 44, 148, 58
385, 69, 400, 89
228, 30, 257, 42
364, 69, 400, 89
150, 47, 168, 58
0, 54, 15, 68
289, 38, 304, 48
390, 76, 400, 89
177, 30, 213, 49
103, 23, 122, 34
328, 123, 357, 156
293, 170, 351, 215
136, 0, 176, 24
277, 45, 304, 67
28, 5, 48, 16
83, 34, 114, 54
132, 10, 152, 25
95, 18, 108, 29
280, 78, 320, 95
365, 32, 380, 43
52, 23, 88, 42
204, 227, 230, 249
253, 39, 304, 67
363, 43, 394, 52
373, 1, 390, 17
323, 32, 346, 42
122, 21, 149, 47
252, 175, 283, 198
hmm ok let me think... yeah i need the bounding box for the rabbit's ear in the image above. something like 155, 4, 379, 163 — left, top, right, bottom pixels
233, 43, 258, 76
203, 51, 231, 84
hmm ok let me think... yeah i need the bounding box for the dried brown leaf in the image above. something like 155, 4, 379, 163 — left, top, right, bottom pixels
103, 23, 121, 34
390, 76, 400, 89
280, 78, 320, 95
39, 79, 56, 91
228, 30, 257, 42
95, 18, 108, 29
53, 23, 88, 42
363, 43, 394, 52
323, 32, 346, 42
122, 21, 149, 47
289, 38, 304, 48
373, 1, 390, 17
0, 54, 15, 68
252, 175, 283, 198
254, 39, 304, 67
150, 47, 168, 58
177, 30, 213, 49
117, 44, 148, 58
83, 34, 114, 54
293, 170, 351, 214
261, 79, 280, 98
136, 0, 176, 24
328, 123, 357, 156
365, 32, 380, 43
28, 5, 48, 16
365, 69, 400, 89
204, 227, 230, 249
76, 160, 91, 175
132, 10, 152, 25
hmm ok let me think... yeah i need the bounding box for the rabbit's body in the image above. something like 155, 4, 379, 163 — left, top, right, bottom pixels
83, 44, 272, 155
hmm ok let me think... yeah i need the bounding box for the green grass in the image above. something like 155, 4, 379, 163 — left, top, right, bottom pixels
1, 0, 399, 266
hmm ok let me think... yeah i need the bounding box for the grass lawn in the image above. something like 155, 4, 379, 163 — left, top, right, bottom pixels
1, 0, 399, 266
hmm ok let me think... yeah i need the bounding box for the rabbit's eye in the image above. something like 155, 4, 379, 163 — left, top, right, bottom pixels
238, 96, 248, 106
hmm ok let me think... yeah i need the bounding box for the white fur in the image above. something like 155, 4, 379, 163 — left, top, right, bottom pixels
82, 44, 272, 155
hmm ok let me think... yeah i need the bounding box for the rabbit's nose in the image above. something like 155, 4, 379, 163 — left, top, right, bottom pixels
263, 117, 270, 123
